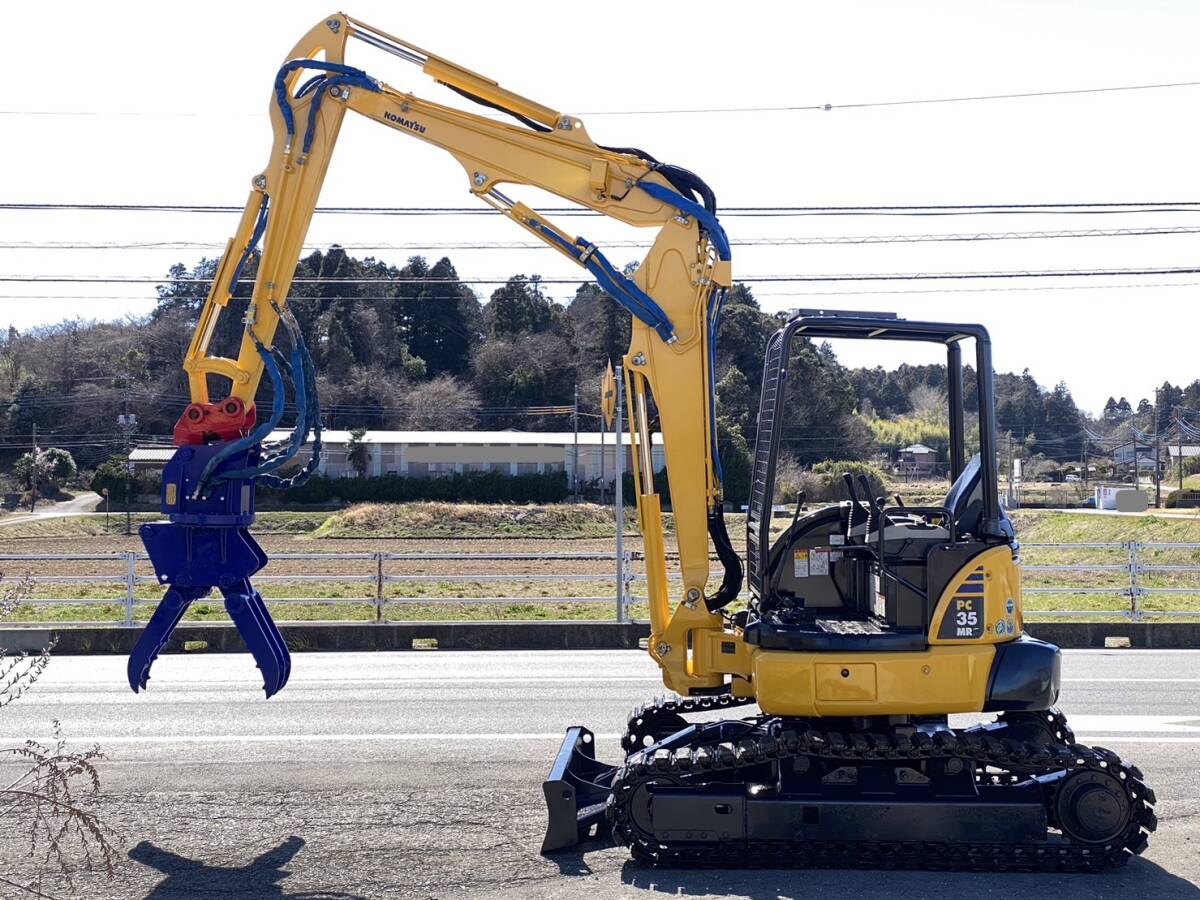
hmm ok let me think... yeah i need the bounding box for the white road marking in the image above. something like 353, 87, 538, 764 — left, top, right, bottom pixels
1067, 678, 1200, 683
1, 727, 1197, 747
0, 732, 623, 745
35, 676, 664, 689
36, 673, 1200, 686
1061, 715, 1200, 733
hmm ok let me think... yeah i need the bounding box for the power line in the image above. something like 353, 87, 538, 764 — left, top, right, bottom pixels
9, 224, 1200, 252
6, 266, 1200, 287
9, 201, 1200, 218
10, 277, 1200, 304
751, 279, 1200, 299
7, 77, 1200, 119
578, 79, 1200, 115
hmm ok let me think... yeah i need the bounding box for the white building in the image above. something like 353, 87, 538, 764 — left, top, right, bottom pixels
131, 430, 664, 484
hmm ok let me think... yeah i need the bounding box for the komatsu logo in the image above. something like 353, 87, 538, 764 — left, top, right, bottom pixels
384, 111, 426, 134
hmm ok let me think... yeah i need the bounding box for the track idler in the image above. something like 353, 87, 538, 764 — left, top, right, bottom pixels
129, 441, 290, 698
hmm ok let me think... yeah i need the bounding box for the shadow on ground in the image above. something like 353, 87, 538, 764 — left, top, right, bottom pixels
619, 856, 1200, 899
129, 836, 366, 899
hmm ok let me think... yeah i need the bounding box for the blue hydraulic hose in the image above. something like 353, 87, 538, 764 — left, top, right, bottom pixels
258, 331, 323, 490
637, 181, 731, 261
227, 193, 269, 295
300, 73, 381, 154
273, 60, 380, 149
219, 336, 307, 480
193, 338, 286, 497
524, 219, 676, 343
635, 180, 734, 484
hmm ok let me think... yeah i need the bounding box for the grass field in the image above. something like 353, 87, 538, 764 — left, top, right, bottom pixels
0, 503, 1196, 624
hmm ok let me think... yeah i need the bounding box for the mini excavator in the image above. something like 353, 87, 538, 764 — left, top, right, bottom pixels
129, 12, 1155, 871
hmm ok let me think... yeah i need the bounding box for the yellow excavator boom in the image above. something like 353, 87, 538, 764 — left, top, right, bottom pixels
181, 12, 740, 694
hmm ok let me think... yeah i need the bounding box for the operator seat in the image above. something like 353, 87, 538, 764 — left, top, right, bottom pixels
944, 454, 984, 539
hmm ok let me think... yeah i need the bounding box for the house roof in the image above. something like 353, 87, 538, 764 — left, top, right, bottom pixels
128, 447, 176, 463
901, 444, 936, 454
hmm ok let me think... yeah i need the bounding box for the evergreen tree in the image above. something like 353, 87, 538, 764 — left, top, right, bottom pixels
408, 257, 477, 376
485, 275, 556, 337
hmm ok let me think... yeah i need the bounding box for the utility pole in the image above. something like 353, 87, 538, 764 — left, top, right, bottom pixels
599, 400, 607, 506
1154, 387, 1163, 508
118, 382, 137, 536
1005, 433, 1015, 507
572, 382, 580, 502
1133, 435, 1141, 495
1180, 414, 1186, 492
29, 422, 37, 513
614, 365, 625, 623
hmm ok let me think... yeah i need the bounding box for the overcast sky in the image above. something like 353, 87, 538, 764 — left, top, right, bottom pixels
4, 0, 1200, 414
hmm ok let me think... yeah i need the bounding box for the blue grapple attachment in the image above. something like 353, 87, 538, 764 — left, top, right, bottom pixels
130, 442, 291, 698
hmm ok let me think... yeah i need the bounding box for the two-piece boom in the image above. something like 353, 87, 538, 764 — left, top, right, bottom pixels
128, 13, 1156, 872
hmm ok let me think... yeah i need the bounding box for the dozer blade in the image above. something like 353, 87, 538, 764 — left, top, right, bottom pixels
541, 727, 618, 854
222, 586, 291, 698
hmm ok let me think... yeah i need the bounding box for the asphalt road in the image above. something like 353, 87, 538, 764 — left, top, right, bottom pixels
0, 649, 1196, 899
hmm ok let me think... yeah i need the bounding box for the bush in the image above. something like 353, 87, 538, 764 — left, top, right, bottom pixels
89, 455, 158, 504
621, 469, 670, 507
261, 469, 569, 505
12, 447, 77, 496
1165, 489, 1200, 509
811, 460, 888, 501
717, 420, 752, 508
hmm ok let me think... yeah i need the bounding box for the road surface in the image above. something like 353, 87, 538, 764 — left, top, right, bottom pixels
0, 492, 101, 527
0, 649, 1196, 898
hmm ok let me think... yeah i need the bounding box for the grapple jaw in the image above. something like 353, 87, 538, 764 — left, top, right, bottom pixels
541, 727, 618, 854
129, 443, 291, 698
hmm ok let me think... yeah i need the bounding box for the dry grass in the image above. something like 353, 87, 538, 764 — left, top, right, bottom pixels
311, 501, 635, 539
0, 574, 116, 894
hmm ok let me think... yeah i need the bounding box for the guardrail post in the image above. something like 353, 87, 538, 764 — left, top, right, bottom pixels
617, 550, 634, 623
1128, 541, 1141, 622
375, 553, 385, 624
124, 552, 136, 627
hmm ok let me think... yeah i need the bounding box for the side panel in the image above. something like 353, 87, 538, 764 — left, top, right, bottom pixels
928, 544, 1023, 645
751, 644, 996, 717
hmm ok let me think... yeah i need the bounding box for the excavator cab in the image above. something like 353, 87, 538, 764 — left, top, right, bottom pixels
745, 309, 1014, 653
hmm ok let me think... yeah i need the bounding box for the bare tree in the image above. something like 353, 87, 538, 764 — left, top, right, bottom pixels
0, 574, 116, 896
908, 383, 947, 422
401, 376, 481, 431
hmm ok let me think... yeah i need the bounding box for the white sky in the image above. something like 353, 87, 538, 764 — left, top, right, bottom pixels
4, 0, 1200, 414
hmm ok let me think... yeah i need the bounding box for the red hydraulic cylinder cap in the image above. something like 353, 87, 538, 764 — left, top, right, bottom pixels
173, 397, 257, 446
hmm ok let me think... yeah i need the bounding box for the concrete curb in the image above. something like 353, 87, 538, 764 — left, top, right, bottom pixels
1, 621, 1199, 654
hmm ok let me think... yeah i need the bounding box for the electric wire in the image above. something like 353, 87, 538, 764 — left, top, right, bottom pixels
8, 224, 1200, 251
8, 76, 1200, 118
11, 201, 1200, 217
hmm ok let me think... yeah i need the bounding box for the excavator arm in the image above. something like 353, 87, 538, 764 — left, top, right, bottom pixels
132, 12, 741, 698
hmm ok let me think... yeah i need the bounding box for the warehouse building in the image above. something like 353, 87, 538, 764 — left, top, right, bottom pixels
130, 430, 664, 484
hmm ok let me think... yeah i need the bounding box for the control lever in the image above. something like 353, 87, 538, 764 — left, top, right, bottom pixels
856, 474, 878, 535
790, 490, 807, 533
841, 474, 860, 542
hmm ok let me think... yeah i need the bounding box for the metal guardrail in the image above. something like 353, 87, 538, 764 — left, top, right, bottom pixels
0, 551, 638, 626
1, 541, 1197, 625
1021, 542, 1200, 620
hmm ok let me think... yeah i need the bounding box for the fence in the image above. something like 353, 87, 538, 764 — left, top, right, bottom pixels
0, 551, 636, 626
1, 542, 1198, 625
1022, 542, 1200, 621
